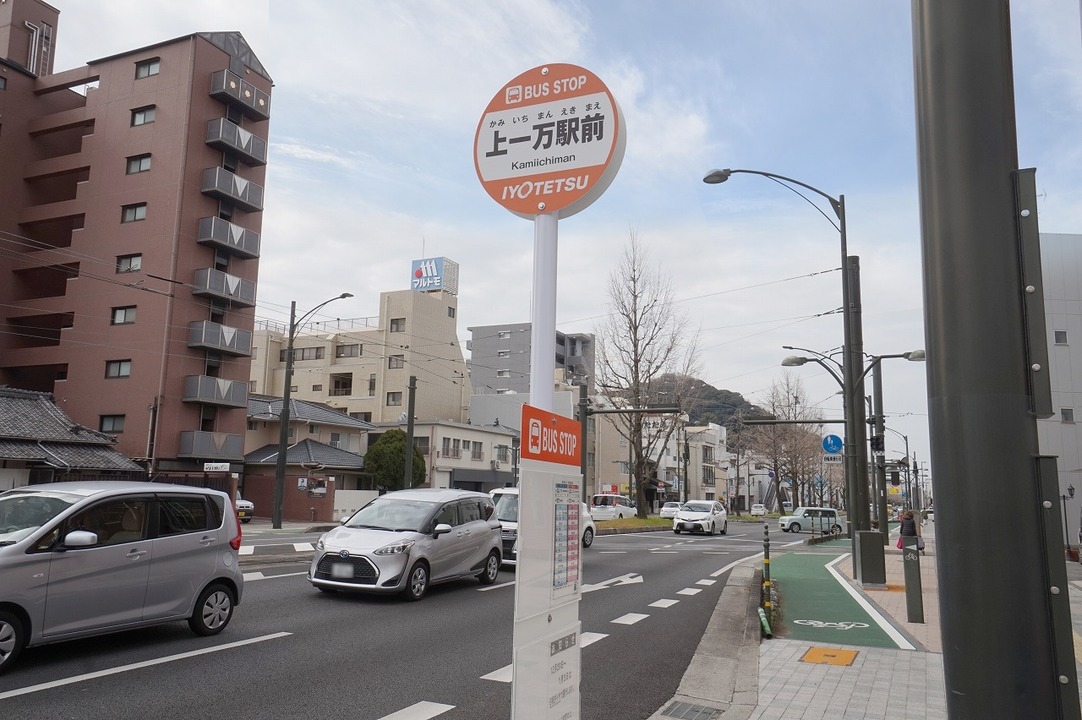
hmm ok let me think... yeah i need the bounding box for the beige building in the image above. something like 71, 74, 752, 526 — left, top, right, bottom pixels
250, 288, 471, 424
375, 419, 518, 493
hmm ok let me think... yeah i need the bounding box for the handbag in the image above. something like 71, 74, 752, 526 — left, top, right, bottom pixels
896, 536, 903, 549
917, 536, 926, 550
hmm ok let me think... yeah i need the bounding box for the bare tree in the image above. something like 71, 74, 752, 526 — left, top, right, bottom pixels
745, 372, 822, 512
595, 232, 700, 517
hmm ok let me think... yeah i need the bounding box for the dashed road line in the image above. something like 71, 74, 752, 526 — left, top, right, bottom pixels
677, 588, 702, 596
480, 632, 608, 684
376, 701, 455, 720
612, 612, 649, 625
696, 579, 717, 586
649, 599, 679, 608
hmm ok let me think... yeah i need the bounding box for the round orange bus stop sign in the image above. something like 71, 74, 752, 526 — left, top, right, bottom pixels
474, 63, 625, 219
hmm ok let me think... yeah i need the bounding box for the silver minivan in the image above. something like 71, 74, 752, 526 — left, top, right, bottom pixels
0, 481, 244, 674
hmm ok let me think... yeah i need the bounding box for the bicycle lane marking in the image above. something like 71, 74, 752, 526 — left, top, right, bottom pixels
825, 554, 914, 650
771, 551, 909, 649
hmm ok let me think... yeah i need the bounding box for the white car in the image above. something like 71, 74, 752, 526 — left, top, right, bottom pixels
659, 501, 681, 519
589, 494, 635, 520
235, 496, 254, 524
673, 500, 728, 535
779, 506, 844, 534
491, 487, 595, 566
749, 503, 766, 516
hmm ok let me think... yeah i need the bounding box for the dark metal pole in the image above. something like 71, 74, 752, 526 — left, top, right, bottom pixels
1062, 494, 1071, 547
272, 301, 296, 530
578, 383, 588, 501
872, 359, 889, 542
403, 375, 416, 487
847, 256, 870, 531
912, 3, 1078, 716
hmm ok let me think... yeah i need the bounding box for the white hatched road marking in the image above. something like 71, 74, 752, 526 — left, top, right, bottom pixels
376, 701, 455, 720
696, 579, 717, 586
238, 546, 255, 555
0, 632, 292, 700
293, 542, 314, 552
677, 588, 702, 596
244, 570, 306, 582
612, 612, 649, 625
481, 632, 608, 684
649, 599, 679, 608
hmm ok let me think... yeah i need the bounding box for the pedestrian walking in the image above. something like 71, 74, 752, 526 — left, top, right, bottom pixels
898, 509, 925, 553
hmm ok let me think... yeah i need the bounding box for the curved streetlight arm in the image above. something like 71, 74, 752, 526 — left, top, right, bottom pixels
855, 349, 927, 386
704, 168, 842, 228
781, 354, 844, 389
290, 292, 354, 341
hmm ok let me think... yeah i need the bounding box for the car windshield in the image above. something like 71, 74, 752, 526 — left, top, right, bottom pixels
0, 489, 81, 545
682, 502, 713, 512
494, 494, 518, 523
344, 497, 434, 532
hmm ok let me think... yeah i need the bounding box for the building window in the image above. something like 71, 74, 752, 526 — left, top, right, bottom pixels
312, 384, 322, 392
130, 106, 156, 126
390, 317, 405, 332
247, 420, 258, 431
116, 254, 142, 273
1055, 330, 1068, 345
349, 411, 372, 422
111, 306, 137, 325
126, 154, 151, 174
497, 350, 510, 358
0, 77, 6, 90
496, 445, 510, 462
281, 347, 324, 362
289, 385, 298, 392
135, 58, 160, 78
336, 344, 360, 358
368, 374, 376, 396
387, 392, 403, 406
330, 373, 352, 396
330, 432, 342, 448
249, 380, 257, 393
497, 369, 511, 378
105, 360, 131, 378
498, 331, 511, 340
1063, 408, 1075, 423
448, 306, 455, 318
388, 354, 404, 369
121, 203, 147, 223
100, 415, 125, 433
472, 441, 483, 460
414, 436, 430, 455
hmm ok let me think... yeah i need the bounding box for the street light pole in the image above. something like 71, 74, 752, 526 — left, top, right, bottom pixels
1062, 485, 1076, 548
272, 293, 353, 529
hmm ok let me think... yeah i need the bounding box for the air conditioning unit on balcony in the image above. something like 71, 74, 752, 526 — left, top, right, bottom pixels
491, 460, 501, 470
329, 440, 342, 449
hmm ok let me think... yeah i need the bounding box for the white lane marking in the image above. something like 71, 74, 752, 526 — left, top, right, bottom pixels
582, 573, 642, 593
478, 579, 516, 592
649, 599, 679, 608
293, 542, 314, 552
677, 588, 702, 596
0, 632, 292, 700
598, 551, 627, 554
696, 579, 717, 586
711, 554, 762, 577
581, 631, 607, 647
482, 631, 611, 684
377, 701, 455, 720
651, 551, 679, 554
825, 554, 916, 650
612, 613, 649, 625
244, 571, 306, 582
238, 546, 255, 555
703, 551, 730, 555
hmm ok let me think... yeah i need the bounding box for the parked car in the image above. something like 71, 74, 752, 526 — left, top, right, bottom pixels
590, 494, 635, 520
491, 487, 595, 566
673, 500, 728, 535
659, 501, 681, 519
308, 488, 501, 600
779, 506, 844, 534
0, 481, 244, 674
235, 496, 254, 524
749, 503, 767, 516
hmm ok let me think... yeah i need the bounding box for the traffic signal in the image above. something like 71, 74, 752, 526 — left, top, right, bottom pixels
870, 435, 885, 452
890, 470, 901, 486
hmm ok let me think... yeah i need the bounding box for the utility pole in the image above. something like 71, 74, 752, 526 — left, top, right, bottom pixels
403, 376, 417, 488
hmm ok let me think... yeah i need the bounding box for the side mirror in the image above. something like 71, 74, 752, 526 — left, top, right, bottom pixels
433, 523, 453, 537
63, 530, 99, 548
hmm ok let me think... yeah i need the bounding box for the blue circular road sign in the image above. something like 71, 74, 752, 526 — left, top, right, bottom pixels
822, 434, 843, 454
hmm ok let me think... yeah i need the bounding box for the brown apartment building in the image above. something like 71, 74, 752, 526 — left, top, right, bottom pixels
0, 0, 271, 478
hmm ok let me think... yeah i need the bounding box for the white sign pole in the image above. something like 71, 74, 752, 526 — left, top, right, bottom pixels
529, 213, 558, 412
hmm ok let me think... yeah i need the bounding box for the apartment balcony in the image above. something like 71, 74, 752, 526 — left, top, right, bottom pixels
183, 375, 248, 408
205, 118, 268, 166
209, 69, 270, 121
188, 320, 252, 356
191, 268, 256, 308
196, 216, 260, 259
177, 430, 245, 461
201, 167, 263, 212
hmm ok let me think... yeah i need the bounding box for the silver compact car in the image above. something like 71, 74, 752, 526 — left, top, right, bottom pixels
673, 500, 728, 535
308, 488, 502, 600
0, 481, 244, 674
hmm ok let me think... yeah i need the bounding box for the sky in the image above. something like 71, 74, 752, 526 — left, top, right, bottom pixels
51, 0, 1082, 478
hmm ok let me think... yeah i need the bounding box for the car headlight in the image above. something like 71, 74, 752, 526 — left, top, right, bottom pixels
316, 536, 327, 551
374, 540, 415, 556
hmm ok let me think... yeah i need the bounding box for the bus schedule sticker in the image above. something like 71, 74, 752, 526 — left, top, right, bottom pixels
521, 403, 581, 466
474, 63, 625, 219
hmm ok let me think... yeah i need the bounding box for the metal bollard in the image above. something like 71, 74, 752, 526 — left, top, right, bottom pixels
763, 522, 771, 614
902, 537, 925, 623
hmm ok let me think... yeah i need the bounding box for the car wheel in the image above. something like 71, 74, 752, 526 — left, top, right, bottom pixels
721, 521, 728, 535
478, 551, 500, 585
709, 522, 716, 536
831, 524, 843, 535
188, 583, 235, 636
403, 561, 429, 601
582, 527, 594, 548
790, 522, 802, 533
241, 518, 251, 524
674, 527, 682, 534
0, 610, 26, 675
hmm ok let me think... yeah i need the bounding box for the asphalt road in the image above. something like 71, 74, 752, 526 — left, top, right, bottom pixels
0, 527, 764, 719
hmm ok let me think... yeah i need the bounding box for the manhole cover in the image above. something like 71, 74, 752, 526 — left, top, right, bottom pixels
661, 700, 720, 719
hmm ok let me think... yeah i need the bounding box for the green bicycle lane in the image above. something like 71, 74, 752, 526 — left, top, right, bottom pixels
770, 549, 915, 649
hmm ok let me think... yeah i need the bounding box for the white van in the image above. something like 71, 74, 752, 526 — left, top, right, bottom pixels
491, 487, 596, 565
589, 494, 635, 521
